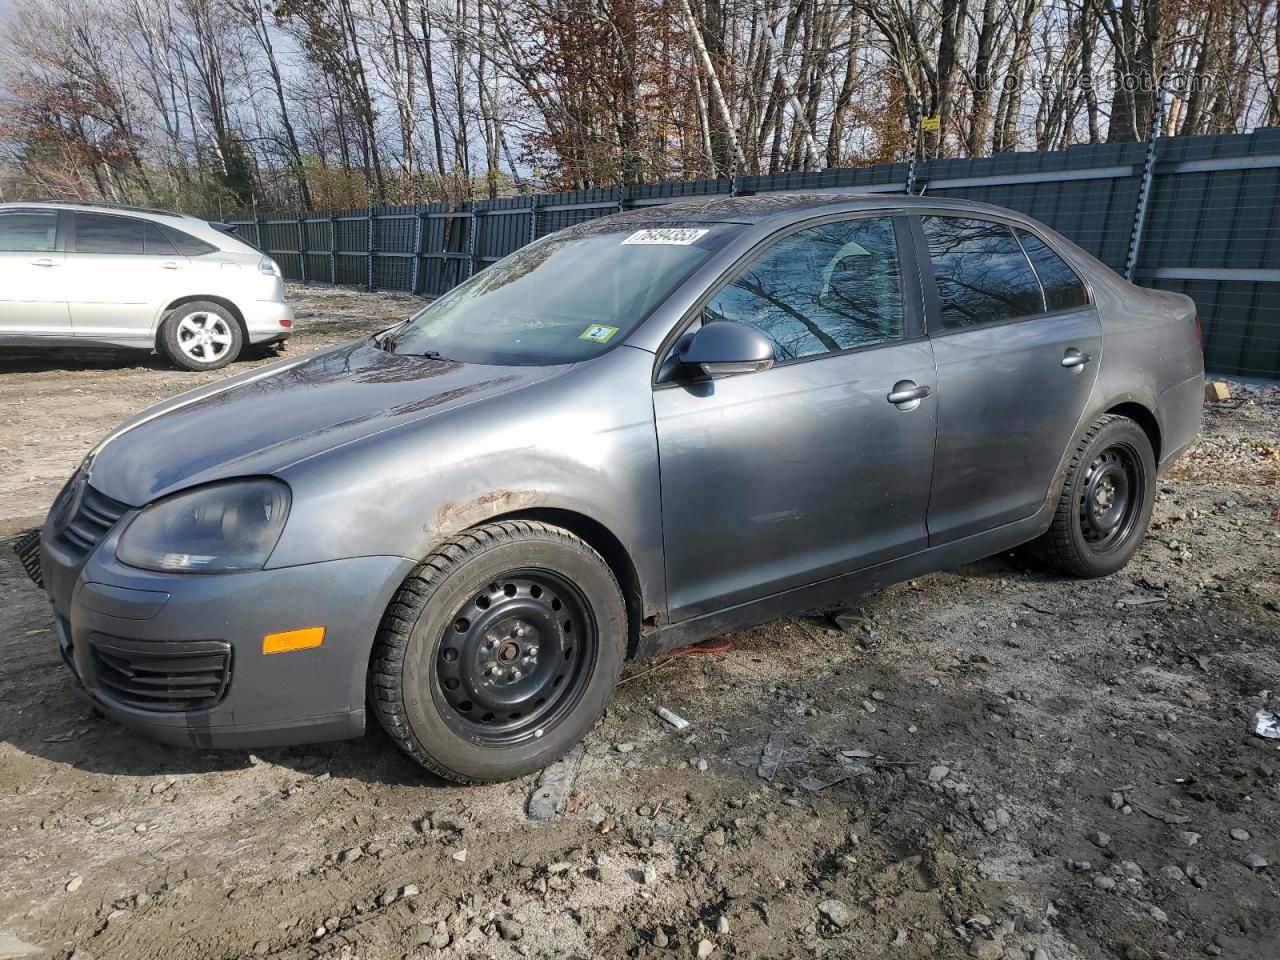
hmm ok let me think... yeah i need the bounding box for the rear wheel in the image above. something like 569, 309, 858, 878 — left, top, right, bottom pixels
370, 521, 626, 783
159, 301, 242, 371
1031, 414, 1156, 578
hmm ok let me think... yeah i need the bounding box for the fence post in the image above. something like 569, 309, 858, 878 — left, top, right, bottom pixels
527, 198, 539, 245
328, 213, 337, 285
296, 216, 307, 284
255, 215, 264, 252
367, 210, 375, 291
411, 206, 424, 295
466, 204, 480, 279
1125, 68, 1170, 281
905, 113, 921, 195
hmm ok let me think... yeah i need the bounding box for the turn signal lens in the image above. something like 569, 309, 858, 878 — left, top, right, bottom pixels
263, 626, 325, 655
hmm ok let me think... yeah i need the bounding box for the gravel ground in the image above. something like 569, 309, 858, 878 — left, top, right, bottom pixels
1, 285, 1278, 960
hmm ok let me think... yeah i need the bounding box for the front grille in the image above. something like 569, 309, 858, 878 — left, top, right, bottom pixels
90, 635, 232, 713
56, 485, 129, 561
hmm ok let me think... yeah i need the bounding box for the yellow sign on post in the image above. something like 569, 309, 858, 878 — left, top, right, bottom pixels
921, 115, 941, 133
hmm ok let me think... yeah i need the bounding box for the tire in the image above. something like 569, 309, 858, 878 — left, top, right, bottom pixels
1030, 414, 1156, 578
159, 301, 243, 371
370, 520, 627, 783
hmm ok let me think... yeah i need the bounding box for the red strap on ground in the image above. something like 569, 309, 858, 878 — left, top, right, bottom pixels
670, 639, 734, 657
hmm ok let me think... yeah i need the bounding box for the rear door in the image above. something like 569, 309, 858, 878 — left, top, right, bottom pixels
654, 214, 937, 621
65, 212, 190, 342
914, 214, 1102, 544
0, 209, 71, 336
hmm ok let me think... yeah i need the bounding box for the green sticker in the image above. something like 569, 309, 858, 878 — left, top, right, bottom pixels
579, 324, 620, 344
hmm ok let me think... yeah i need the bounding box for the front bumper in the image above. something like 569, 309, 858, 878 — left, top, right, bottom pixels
36, 519, 413, 749
241, 300, 295, 345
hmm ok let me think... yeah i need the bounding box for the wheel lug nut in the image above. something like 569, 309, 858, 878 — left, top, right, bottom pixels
515, 626, 526, 637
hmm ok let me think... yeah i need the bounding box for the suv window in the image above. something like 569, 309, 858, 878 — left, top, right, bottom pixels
0, 211, 57, 252
1015, 228, 1088, 311
144, 221, 178, 256
75, 212, 145, 255
703, 216, 904, 361
922, 216, 1044, 329
163, 225, 218, 256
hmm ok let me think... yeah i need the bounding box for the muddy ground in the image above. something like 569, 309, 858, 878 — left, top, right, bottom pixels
1, 285, 1277, 960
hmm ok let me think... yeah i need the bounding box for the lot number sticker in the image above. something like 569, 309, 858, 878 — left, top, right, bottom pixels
621, 228, 709, 245
579, 324, 620, 343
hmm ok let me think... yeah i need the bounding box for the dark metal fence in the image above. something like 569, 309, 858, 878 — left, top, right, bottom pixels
228, 127, 1280, 379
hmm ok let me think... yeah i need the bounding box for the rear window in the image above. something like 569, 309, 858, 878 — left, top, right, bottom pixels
922, 216, 1044, 328
1016, 228, 1089, 311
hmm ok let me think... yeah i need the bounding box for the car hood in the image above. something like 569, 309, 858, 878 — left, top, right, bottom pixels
86, 340, 564, 506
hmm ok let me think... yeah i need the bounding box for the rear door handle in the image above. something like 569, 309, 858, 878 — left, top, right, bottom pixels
31, 258, 57, 268
887, 380, 931, 410
1061, 348, 1091, 368
160, 261, 182, 270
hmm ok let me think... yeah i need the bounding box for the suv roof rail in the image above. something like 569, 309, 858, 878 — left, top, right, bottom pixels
17, 198, 192, 220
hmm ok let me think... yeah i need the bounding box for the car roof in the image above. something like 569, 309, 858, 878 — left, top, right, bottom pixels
0, 199, 199, 221
563, 192, 1043, 231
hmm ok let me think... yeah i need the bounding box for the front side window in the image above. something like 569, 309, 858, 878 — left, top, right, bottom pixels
0, 211, 57, 252
702, 216, 904, 361
74, 213, 145, 255
1016, 228, 1088, 311
922, 216, 1044, 329
387, 224, 737, 365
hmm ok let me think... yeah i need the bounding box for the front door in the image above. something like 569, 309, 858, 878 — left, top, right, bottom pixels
0, 209, 71, 336
65, 211, 189, 342
915, 215, 1104, 544
654, 215, 937, 622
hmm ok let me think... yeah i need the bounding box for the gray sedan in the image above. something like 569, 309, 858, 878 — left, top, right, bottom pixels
23, 195, 1204, 783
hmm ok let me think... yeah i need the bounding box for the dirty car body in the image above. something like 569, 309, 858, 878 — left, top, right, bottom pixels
26, 195, 1204, 782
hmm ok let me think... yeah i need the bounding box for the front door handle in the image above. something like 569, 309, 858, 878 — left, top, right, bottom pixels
1061, 348, 1092, 369
31, 258, 57, 268
887, 380, 931, 410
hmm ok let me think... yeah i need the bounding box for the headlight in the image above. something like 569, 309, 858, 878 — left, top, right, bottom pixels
116, 479, 290, 573
259, 256, 282, 277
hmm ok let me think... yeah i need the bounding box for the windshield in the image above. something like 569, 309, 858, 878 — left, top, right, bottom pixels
386, 223, 738, 364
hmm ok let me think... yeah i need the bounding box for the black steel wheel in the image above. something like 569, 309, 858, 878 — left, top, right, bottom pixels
1031, 414, 1156, 578
432, 572, 596, 745
370, 520, 626, 784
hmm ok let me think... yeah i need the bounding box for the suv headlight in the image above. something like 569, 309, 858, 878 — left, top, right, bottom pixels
259, 256, 282, 277
116, 479, 290, 573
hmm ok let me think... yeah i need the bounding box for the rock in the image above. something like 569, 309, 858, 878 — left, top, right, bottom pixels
1159, 865, 1186, 882
704, 829, 726, 848
994, 807, 1012, 828
817, 899, 852, 928
133, 824, 147, 834
614, 743, 636, 753
1229, 828, 1250, 842
401, 884, 419, 898
1110, 792, 1124, 810
497, 919, 523, 941
451, 849, 468, 862
65, 876, 83, 893
1177, 831, 1201, 847
0, 932, 44, 959
969, 939, 1004, 960
1147, 905, 1168, 923
928, 765, 951, 784
892, 927, 908, 947
378, 888, 397, 907
641, 865, 658, 885
1240, 853, 1268, 872
695, 759, 709, 773
696, 939, 715, 959
1093, 875, 1117, 891
338, 847, 362, 864
1089, 830, 1111, 848
714, 915, 729, 934
1031, 949, 1050, 960
1118, 860, 1143, 879
1204, 381, 1231, 403
653, 929, 668, 948
427, 931, 450, 949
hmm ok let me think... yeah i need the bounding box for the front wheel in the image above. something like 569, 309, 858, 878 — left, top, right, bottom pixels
1030, 414, 1156, 578
370, 521, 627, 783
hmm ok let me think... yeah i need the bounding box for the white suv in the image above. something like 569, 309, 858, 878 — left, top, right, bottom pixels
0, 200, 294, 370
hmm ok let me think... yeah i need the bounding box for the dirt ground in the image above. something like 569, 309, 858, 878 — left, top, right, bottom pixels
1, 285, 1278, 960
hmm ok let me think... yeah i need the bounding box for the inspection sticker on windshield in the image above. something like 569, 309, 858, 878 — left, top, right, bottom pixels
579, 324, 620, 343
621, 228, 709, 246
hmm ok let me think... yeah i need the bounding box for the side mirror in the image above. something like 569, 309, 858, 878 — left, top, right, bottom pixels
677, 321, 775, 377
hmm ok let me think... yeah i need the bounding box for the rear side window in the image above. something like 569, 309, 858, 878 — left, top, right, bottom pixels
74, 213, 144, 255
144, 222, 178, 256
1016, 228, 1088, 311
703, 216, 904, 361
0, 211, 57, 252
162, 225, 218, 256
922, 216, 1043, 329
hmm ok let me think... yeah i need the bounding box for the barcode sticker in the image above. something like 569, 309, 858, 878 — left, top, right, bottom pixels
621, 228, 709, 246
